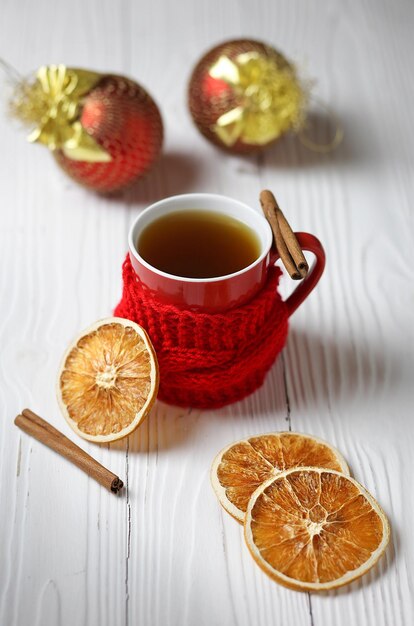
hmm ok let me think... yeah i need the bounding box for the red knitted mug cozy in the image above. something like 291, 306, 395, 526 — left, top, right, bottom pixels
114, 254, 289, 409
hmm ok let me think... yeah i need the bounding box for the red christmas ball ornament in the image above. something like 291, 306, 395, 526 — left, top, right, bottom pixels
11, 65, 163, 192
188, 39, 306, 154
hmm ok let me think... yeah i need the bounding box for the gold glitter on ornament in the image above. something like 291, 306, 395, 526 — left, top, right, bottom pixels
10, 65, 112, 162
210, 51, 305, 147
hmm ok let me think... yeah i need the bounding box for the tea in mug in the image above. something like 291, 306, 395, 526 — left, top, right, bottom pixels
138, 210, 261, 278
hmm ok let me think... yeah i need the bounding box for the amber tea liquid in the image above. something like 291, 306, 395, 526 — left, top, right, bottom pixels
138, 210, 261, 279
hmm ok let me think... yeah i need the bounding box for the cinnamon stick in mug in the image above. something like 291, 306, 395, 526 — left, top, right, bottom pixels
260, 190, 308, 279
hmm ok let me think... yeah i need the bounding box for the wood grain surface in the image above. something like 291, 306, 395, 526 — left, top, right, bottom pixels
1, 1, 413, 625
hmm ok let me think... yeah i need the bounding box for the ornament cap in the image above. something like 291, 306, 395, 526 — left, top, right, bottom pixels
11, 65, 112, 162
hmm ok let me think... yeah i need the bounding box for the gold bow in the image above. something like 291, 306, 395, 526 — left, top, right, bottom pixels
209, 52, 305, 147
13, 65, 112, 162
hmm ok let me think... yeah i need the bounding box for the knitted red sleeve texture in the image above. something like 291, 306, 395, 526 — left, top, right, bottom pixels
114, 254, 289, 409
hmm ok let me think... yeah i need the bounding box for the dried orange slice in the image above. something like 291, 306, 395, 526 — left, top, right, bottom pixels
245, 467, 390, 591
57, 317, 159, 442
211, 432, 349, 522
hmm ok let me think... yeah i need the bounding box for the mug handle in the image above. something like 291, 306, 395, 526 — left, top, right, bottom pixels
271, 232, 326, 317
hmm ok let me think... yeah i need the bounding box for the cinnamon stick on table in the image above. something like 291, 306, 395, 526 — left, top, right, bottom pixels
15, 409, 124, 494
260, 190, 309, 280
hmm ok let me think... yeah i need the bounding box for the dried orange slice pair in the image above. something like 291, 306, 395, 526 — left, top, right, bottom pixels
211, 432, 390, 592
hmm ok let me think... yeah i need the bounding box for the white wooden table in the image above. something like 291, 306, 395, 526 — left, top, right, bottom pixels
1, 1, 413, 624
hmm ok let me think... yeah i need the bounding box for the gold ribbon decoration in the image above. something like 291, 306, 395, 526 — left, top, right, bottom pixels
209, 51, 306, 147
11, 65, 112, 162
